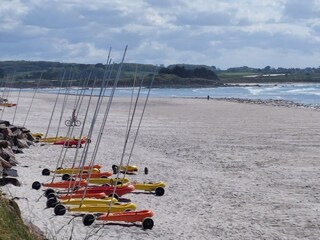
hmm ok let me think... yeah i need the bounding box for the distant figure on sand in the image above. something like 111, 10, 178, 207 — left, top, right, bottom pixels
207, 95, 210, 100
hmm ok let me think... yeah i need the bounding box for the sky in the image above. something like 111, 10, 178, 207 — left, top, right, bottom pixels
1, 0, 320, 69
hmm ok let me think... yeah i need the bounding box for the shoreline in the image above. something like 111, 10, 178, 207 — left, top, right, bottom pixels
5, 83, 319, 108
212, 97, 320, 110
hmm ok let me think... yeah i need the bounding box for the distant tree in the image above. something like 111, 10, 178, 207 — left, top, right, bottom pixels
159, 66, 218, 80
0, 68, 4, 78
158, 67, 170, 74
277, 67, 288, 73
264, 66, 271, 72
95, 63, 104, 69
172, 66, 189, 77
226, 66, 255, 72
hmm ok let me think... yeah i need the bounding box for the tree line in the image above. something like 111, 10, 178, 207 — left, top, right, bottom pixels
158, 65, 219, 80
1, 61, 320, 87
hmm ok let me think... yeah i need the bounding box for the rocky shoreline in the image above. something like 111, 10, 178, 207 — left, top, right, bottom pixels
0, 120, 35, 186
213, 97, 320, 110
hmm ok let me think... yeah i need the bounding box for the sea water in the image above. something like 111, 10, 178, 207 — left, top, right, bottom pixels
21, 83, 320, 106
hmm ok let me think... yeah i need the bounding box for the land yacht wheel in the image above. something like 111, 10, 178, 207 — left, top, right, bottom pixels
108, 193, 119, 200
42, 168, 50, 176
83, 214, 95, 226
46, 198, 59, 208
155, 187, 165, 196
142, 218, 154, 230
54, 204, 66, 216
44, 188, 55, 197
46, 193, 57, 200
32, 181, 41, 190
62, 174, 70, 181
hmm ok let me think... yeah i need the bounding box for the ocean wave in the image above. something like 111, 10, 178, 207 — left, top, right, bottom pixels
287, 88, 320, 95
246, 86, 281, 96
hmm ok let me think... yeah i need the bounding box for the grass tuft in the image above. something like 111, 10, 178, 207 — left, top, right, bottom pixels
0, 193, 44, 240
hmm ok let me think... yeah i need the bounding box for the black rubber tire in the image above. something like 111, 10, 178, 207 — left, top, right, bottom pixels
32, 181, 41, 190
54, 204, 66, 215
65, 120, 71, 126
112, 165, 118, 174
101, 176, 107, 178
62, 174, 71, 181
142, 218, 154, 230
46, 193, 57, 200
144, 167, 149, 175
42, 168, 50, 176
108, 193, 119, 200
83, 214, 95, 226
47, 198, 59, 208
44, 188, 55, 197
155, 187, 165, 196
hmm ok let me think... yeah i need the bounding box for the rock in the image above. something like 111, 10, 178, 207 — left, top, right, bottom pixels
0, 157, 12, 168
12, 147, 24, 154
25, 221, 47, 240
3, 168, 18, 177
0, 140, 8, 148
0, 120, 37, 191
0, 120, 10, 126
0, 148, 17, 166
26, 140, 34, 146
9, 126, 19, 134
14, 138, 29, 149
1, 127, 12, 138
23, 132, 35, 142
0, 177, 21, 187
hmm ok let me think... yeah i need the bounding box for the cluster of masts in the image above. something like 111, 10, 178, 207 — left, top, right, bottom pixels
1, 46, 166, 233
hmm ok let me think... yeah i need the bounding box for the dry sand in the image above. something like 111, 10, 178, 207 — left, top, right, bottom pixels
2, 92, 320, 240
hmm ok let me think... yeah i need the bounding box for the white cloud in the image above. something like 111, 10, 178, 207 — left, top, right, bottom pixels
50, 39, 111, 63
0, 0, 320, 68
0, 0, 29, 30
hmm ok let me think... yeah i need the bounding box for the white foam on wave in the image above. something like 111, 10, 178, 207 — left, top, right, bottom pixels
287, 88, 320, 96
192, 88, 216, 93
246, 86, 280, 96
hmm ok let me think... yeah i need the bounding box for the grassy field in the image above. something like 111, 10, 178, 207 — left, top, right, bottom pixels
218, 72, 320, 84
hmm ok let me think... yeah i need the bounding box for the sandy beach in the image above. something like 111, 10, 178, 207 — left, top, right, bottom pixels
2, 92, 320, 240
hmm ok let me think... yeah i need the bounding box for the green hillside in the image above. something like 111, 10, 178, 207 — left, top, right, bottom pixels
0, 61, 320, 88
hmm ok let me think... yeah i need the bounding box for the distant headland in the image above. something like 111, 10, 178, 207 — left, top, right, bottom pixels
0, 61, 320, 88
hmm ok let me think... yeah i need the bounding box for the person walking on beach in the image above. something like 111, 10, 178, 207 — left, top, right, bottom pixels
207, 95, 210, 100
